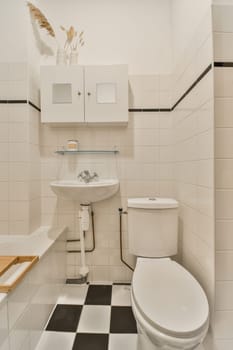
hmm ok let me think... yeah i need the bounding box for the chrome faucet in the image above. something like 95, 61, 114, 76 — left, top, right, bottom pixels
77, 170, 99, 183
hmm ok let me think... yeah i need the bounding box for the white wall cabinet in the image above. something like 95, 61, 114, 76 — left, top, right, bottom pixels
40, 65, 128, 124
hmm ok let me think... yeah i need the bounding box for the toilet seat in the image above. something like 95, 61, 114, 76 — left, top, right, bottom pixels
132, 258, 209, 339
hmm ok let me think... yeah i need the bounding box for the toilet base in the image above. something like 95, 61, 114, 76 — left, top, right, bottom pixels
136, 323, 158, 350
136, 320, 203, 350
137, 332, 202, 350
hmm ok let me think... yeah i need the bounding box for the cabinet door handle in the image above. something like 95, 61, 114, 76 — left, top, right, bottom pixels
77, 91, 82, 96
87, 92, 91, 96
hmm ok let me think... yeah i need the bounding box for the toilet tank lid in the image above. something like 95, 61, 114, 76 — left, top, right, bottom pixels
127, 197, 179, 209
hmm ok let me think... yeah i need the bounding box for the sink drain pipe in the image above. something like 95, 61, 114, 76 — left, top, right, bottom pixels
118, 208, 134, 271
78, 204, 90, 277
67, 209, 96, 253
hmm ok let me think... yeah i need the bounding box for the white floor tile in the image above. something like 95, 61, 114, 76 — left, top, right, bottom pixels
111, 285, 131, 306
109, 334, 138, 350
35, 332, 75, 350
77, 305, 111, 333
57, 284, 88, 305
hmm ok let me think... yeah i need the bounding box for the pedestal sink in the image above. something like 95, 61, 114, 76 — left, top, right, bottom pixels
50, 178, 119, 280
50, 179, 119, 203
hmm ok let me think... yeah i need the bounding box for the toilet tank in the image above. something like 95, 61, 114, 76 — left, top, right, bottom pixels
127, 198, 179, 258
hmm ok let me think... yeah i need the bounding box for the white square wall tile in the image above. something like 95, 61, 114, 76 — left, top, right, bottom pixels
216, 221, 233, 250
214, 32, 233, 61
8, 63, 28, 81
0, 63, 9, 81
215, 98, 233, 128
111, 285, 131, 306
0, 123, 9, 143
215, 68, 233, 98
77, 305, 111, 333
0, 144, 8, 162
211, 339, 233, 350
57, 285, 88, 305
213, 5, 233, 33
216, 128, 233, 159
36, 332, 75, 350
216, 281, 233, 310
109, 334, 138, 350
0, 183, 8, 201
216, 190, 233, 220
216, 159, 233, 189
214, 311, 233, 339
216, 251, 233, 281
9, 123, 28, 143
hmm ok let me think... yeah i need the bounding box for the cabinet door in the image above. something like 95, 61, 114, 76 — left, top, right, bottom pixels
40, 66, 84, 123
84, 65, 128, 124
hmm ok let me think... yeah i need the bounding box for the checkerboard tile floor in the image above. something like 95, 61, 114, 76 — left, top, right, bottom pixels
36, 284, 138, 350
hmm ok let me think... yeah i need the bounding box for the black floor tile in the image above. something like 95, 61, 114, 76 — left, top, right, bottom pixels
72, 333, 108, 350
110, 306, 137, 333
46, 305, 82, 332
85, 285, 112, 305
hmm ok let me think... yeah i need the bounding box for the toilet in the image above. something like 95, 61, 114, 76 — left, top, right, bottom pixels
127, 197, 209, 350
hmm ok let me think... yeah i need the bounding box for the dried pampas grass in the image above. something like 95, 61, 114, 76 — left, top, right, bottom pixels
27, 2, 56, 38
60, 25, 85, 52
61, 26, 76, 44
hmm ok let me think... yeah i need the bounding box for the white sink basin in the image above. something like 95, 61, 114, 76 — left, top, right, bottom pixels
50, 179, 119, 203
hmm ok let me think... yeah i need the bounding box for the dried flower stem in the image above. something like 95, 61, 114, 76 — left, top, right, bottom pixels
60, 25, 85, 53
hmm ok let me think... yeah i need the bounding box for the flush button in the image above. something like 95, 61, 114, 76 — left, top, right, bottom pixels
148, 198, 157, 201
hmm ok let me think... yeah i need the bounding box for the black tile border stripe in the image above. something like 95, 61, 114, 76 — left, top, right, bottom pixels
214, 62, 233, 67
171, 63, 212, 111
29, 101, 41, 112
129, 108, 171, 112
8, 100, 28, 104
0, 63, 214, 115
129, 63, 213, 113
0, 99, 41, 112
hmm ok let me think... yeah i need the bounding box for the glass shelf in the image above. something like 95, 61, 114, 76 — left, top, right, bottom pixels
55, 149, 119, 155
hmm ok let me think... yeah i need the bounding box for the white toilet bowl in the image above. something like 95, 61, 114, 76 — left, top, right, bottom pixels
131, 258, 209, 350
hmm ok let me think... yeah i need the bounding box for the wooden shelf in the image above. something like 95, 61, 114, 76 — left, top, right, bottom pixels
0, 256, 39, 293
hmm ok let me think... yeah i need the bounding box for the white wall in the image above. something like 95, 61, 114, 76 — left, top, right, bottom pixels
28, 0, 174, 281
34, 0, 172, 74
0, 0, 28, 62
171, 0, 212, 67
40, 79, 174, 282
213, 4, 233, 346
171, 0, 215, 327
213, 0, 233, 3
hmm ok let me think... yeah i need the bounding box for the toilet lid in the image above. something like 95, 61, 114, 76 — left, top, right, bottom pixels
132, 258, 209, 338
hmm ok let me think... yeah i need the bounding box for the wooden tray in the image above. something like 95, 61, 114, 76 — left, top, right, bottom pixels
0, 256, 39, 293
